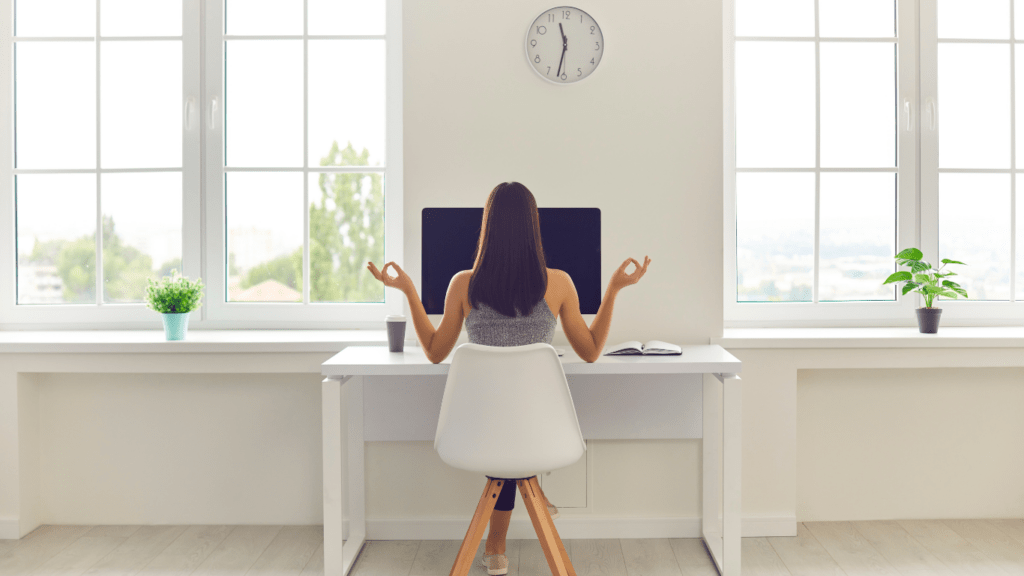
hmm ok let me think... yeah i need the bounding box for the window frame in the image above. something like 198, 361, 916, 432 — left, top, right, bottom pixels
0, 0, 404, 330
724, 0, 924, 328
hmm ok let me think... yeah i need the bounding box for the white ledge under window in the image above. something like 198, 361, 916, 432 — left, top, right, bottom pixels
713, 327, 1024, 349
0, 330, 401, 353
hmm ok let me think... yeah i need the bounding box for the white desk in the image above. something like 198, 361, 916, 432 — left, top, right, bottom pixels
320, 345, 743, 576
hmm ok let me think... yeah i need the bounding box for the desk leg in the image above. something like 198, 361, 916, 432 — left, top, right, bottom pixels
723, 376, 742, 576
323, 376, 366, 576
701, 376, 723, 567
702, 374, 742, 576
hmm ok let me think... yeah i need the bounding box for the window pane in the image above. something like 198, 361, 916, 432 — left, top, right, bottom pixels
309, 41, 386, 167
308, 0, 385, 35
736, 42, 815, 168
15, 0, 94, 36
16, 175, 96, 304
819, 173, 896, 301
938, 0, 1009, 40
819, 0, 895, 38
102, 173, 183, 303
101, 42, 182, 168
15, 42, 95, 169
226, 173, 303, 302
736, 173, 815, 302
225, 41, 304, 168
1018, 0, 1024, 40
225, 0, 303, 35
820, 43, 896, 168
309, 173, 384, 303
938, 44, 1010, 169
1018, 176, 1024, 301
101, 0, 181, 37
735, 0, 813, 37
939, 174, 1010, 301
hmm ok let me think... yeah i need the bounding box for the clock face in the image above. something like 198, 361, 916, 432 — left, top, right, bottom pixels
526, 6, 604, 84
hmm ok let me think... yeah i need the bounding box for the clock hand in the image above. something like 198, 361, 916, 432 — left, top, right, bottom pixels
557, 23, 567, 77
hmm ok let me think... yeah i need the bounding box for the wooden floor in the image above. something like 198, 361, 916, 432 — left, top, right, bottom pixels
3, 519, 1024, 575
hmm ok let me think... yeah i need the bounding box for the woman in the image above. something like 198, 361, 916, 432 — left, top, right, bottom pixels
368, 181, 650, 575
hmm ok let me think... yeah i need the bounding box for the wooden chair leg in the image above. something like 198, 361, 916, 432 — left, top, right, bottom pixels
528, 477, 576, 576
449, 477, 503, 576
518, 477, 575, 576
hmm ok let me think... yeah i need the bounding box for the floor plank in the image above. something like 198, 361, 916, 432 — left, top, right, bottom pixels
667, 539, 717, 576
247, 525, 323, 576
766, 523, 844, 576
897, 519, 1012, 576
740, 537, 791, 576
942, 519, 1024, 576
571, 539, 626, 576
190, 525, 281, 576
619, 539, 682, 576
410, 539, 520, 576
851, 520, 955, 576
350, 540, 421, 576
136, 525, 233, 576
804, 521, 902, 576
33, 532, 133, 576
990, 520, 1024, 548
0, 525, 94, 576
81, 525, 188, 576
299, 542, 325, 576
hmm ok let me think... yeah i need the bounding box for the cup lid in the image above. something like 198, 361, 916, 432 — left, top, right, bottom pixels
385, 315, 406, 321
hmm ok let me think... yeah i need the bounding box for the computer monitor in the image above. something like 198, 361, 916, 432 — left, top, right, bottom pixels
421, 208, 601, 315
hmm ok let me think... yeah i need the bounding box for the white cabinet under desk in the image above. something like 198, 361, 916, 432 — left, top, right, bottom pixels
320, 344, 743, 576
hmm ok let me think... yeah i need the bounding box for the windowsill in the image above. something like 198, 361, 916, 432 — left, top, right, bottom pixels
713, 327, 1024, 349
0, 330, 404, 353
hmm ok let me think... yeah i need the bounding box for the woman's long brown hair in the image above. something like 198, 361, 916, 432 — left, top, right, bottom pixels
468, 182, 548, 317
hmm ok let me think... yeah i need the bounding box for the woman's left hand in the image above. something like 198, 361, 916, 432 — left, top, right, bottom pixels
367, 261, 415, 293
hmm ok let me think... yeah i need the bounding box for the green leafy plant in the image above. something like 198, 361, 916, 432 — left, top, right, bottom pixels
882, 247, 967, 308
145, 269, 204, 314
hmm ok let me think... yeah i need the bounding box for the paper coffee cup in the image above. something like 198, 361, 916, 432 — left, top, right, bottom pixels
385, 315, 406, 352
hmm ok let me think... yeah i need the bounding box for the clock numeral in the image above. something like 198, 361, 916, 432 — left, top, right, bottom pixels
577, 68, 582, 76
536, 25, 546, 35
530, 39, 537, 47
581, 14, 584, 23
546, 66, 551, 75
547, 13, 553, 22
590, 58, 595, 65
560, 72, 567, 81
595, 41, 600, 50
534, 54, 541, 63
562, 10, 571, 19
590, 26, 596, 34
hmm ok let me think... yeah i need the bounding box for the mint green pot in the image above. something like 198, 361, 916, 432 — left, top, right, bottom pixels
161, 312, 190, 341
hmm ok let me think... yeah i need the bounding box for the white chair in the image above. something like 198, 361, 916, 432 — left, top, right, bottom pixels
434, 342, 586, 576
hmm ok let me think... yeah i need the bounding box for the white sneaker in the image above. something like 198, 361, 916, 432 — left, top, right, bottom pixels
547, 504, 560, 519
481, 554, 509, 575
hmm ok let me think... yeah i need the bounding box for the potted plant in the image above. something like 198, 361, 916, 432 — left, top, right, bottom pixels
882, 248, 967, 333
145, 270, 204, 341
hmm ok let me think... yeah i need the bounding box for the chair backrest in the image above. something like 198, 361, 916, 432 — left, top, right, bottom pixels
434, 343, 586, 479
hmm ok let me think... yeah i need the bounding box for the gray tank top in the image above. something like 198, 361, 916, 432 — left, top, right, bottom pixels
465, 297, 557, 346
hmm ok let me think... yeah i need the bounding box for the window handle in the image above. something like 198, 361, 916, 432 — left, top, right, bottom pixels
209, 97, 219, 130
926, 98, 937, 131
185, 96, 196, 130
904, 99, 913, 132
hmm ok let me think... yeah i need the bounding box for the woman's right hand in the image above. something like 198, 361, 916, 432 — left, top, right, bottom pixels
609, 256, 651, 292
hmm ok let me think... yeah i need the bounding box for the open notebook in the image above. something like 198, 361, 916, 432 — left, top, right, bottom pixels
604, 340, 682, 356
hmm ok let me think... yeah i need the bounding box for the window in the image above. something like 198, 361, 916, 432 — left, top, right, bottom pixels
726, 0, 1022, 326
0, 0, 403, 328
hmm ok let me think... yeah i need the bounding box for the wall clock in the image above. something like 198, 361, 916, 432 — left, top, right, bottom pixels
526, 6, 604, 84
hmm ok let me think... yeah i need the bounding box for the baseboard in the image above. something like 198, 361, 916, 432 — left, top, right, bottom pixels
363, 515, 797, 540
0, 517, 21, 540
0, 515, 796, 542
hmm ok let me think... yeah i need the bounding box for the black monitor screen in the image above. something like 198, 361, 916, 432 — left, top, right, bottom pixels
421, 208, 601, 314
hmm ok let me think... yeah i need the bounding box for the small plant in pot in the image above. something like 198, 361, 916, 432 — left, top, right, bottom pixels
882, 248, 967, 333
145, 270, 204, 341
